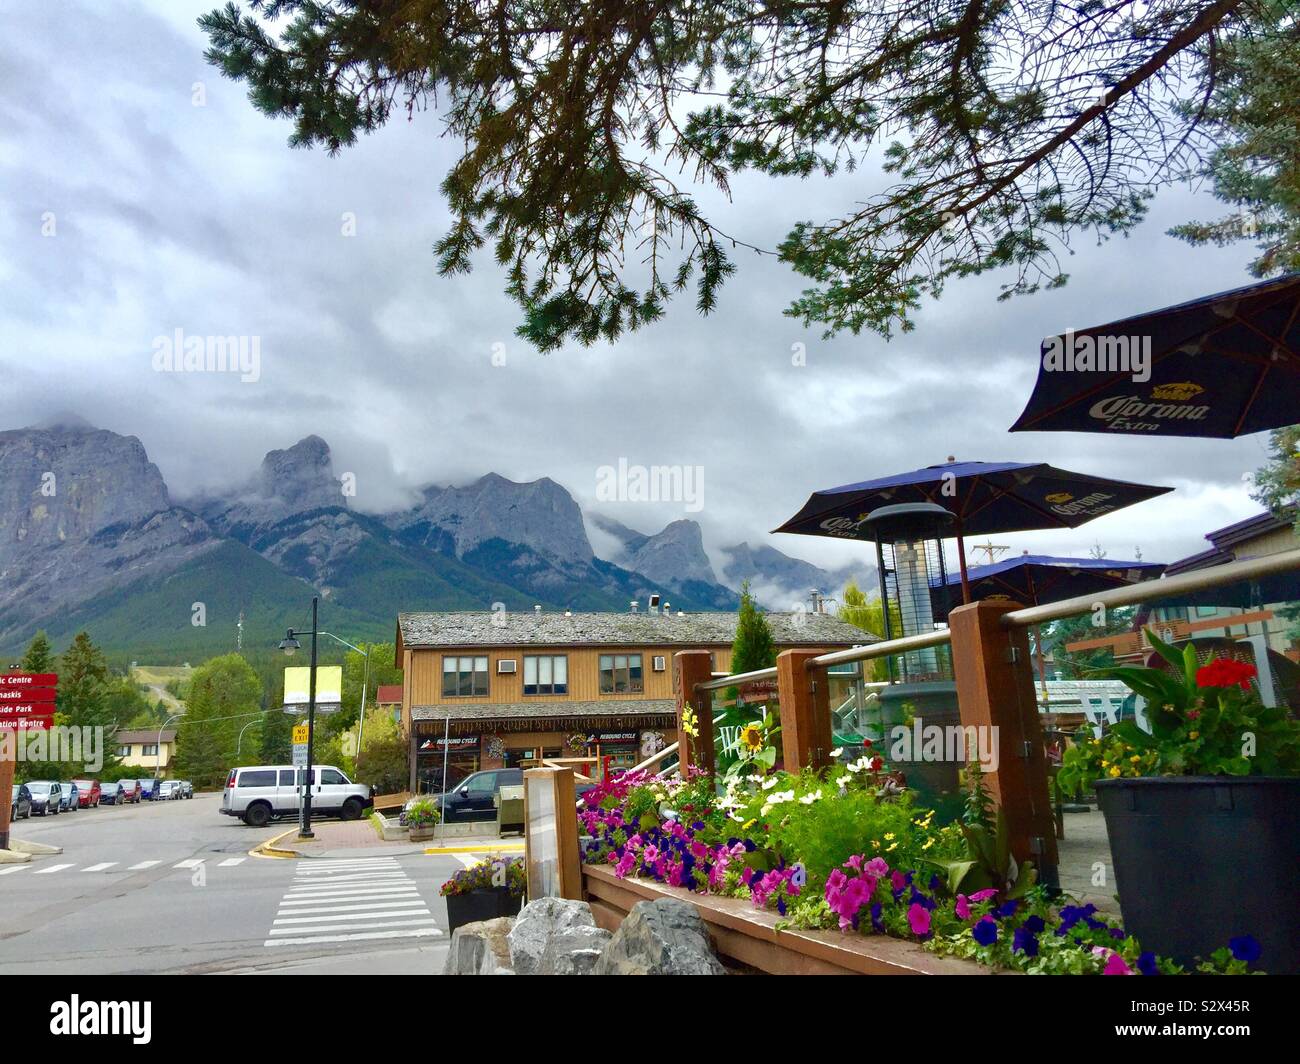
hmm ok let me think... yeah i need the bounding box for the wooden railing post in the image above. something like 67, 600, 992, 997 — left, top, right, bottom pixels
674, 650, 715, 776
949, 600, 1059, 885
776, 649, 833, 774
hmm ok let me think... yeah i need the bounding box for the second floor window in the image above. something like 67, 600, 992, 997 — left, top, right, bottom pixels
443, 655, 489, 697
142, 744, 160, 756
599, 654, 643, 694
523, 655, 567, 695
117, 745, 131, 758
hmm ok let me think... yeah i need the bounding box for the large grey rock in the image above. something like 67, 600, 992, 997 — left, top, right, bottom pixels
443, 917, 516, 976
594, 898, 726, 975
507, 897, 612, 976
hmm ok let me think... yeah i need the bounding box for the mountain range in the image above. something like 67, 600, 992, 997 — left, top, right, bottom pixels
0, 422, 869, 659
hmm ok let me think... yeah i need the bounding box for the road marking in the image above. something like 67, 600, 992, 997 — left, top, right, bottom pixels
265, 926, 442, 947
281, 888, 421, 903
128, 861, 161, 870
272, 908, 431, 926
273, 899, 424, 915
0, 866, 28, 876
218, 858, 246, 867
34, 863, 74, 875
173, 859, 205, 869
82, 863, 117, 872
267, 916, 438, 935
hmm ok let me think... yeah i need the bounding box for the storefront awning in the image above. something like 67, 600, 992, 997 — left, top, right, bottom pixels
411, 699, 678, 736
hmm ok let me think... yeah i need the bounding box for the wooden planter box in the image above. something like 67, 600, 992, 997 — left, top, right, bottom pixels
445, 889, 525, 936
582, 864, 1004, 976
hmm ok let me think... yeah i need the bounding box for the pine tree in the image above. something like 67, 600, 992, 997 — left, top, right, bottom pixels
730, 582, 777, 677
176, 653, 263, 787
260, 708, 293, 766
19, 630, 55, 673
58, 632, 112, 730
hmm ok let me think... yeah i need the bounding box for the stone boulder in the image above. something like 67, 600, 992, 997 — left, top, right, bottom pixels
507, 897, 612, 975
443, 917, 516, 975
594, 898, 725, 975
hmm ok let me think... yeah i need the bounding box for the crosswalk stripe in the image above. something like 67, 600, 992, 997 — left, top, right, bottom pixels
218, 858, 246, 867
34, 864, 74, 875
128, 861, 161, 870
276, 899, 426, 916
174, 859, 204, 869
267, 916, 437, 935
294, 862, 399, 872
0, 866, 27, 876
264, 926, 442, 947
296, 859, 397, 868
82, 863, 117, 872
283, 876, 410, 889
281, 890, 420, 905
272, 908, 430, 926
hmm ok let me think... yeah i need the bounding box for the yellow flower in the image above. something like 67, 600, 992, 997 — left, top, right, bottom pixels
871, 840, 881, 850
1130, 755, 1140, 764
739, 724, 764, 753
883, 832, 895, 841
1189, 731, 1199, 740
1108, 766, 1122, 778
886, 842, 898, 852
922, 838, 935, 850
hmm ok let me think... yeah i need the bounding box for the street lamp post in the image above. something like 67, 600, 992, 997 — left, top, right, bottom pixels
279, 596, 319, 840
156, 713, 182, 780
236, 718, 260, 757
319, 632, 370, 770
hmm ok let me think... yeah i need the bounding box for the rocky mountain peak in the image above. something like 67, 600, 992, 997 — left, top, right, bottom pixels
256, 435, 341, 510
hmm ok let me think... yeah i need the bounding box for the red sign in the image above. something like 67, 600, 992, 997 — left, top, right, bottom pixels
7, 717, 51, 731
0, 702, 56, 721
0, 687, 56, 703
738, 679, 779, 702
0, 673, 58, 688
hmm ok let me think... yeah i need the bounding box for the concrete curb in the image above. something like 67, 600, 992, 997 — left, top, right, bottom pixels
251, 828, 300, 859
0, 848, 33, 864
8, 839, 63, 855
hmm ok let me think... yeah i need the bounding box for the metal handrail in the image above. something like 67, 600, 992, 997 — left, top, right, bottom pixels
1000, 546, 1300, 628
627, 713, 727, 774
690, 546, 1300, 687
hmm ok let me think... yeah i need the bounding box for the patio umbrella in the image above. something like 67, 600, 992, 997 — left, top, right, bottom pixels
772, 459, 1173, 599
1010, 273, 1300, 438
929, 553, 1167, 700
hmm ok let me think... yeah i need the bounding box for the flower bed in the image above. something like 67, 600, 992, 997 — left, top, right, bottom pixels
578, 727, 1265, 975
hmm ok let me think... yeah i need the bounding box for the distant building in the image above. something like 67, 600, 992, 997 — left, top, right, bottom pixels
114, 728, 177, 773
393, 606, 866, 793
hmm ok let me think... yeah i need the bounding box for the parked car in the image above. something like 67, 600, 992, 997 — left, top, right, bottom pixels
178, 780, 194, 799
10, 784, 32, 821
411, 768, 524, 823
57, 781, 79, 812
71, 779, 101, 808
139, 777, 159, 801
98, 780, 124, 806
24, 781, 62, 816
157, 780, 180, 800
118, 780, 142, 804
221, 765, 373, 827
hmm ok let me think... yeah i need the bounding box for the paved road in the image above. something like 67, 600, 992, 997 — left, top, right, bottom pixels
0, 793, 463, 973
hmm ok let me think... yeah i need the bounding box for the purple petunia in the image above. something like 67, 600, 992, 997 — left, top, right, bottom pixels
972, 917, 998, 946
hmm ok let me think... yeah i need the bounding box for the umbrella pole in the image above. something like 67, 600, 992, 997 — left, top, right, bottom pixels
955, 531, 972, 603
1024, 567, 1050, 706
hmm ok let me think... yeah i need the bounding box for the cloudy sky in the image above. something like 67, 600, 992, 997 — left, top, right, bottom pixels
0, 1, 1278, 581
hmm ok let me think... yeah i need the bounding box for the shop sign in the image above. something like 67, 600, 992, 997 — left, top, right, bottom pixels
419, 734, 479, 751
585, 730, 637, 744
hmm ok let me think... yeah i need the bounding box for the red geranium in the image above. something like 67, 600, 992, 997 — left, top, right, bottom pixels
1194, 658, 1256, 691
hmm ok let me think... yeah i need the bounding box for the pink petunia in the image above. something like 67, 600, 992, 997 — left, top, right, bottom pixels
907, 903, 931, 937
1102, 952, 1133, 976
967, 888, 998, 903
955, 894, 971, 920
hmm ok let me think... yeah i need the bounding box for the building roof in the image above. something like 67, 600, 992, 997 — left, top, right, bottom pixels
374, 684, 404, 704
1165, 507, 1297, 575
396, 609, 871, 655
115, 729, 176, 744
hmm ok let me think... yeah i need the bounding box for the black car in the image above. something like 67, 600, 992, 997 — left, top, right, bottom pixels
98, 781, 124, 805
425, 768, 524, 822
10, 784, 32, 821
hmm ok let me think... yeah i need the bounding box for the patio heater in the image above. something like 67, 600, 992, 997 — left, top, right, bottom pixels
861, 502, 966, 822
862, 503, 955, 683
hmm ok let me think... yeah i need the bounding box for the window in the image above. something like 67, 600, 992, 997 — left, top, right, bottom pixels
320, 768, 349, 785
278, 770, 297, 786
599, 653, 644, 694
142, 744, 159, 756
523, 654, 568, 695
239, 770, 277, 788
442, 655, 489, 697
116, 745, 131, 758
652, 655, 666, 672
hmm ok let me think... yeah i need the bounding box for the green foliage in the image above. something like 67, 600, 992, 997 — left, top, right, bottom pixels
201, 1, 1270, 349
1041, 606, 1135, 679
837, 581, 899, 681
1058, 628, 1300, 790
1169, 2, 1300, 278
19, 630, 55, 673
259, 707, 293, 766
729, 582, 776, 676
353, 707, 409, 794
175, 653, 264, 787
404, 798, 441, 829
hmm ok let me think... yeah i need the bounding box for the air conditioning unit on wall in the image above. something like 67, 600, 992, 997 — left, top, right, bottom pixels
497, 659, 517, 674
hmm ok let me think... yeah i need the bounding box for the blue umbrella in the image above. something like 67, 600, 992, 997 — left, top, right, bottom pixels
773, 459, 1173, 599
930, 554, 1167, 620
1010, 273, 1300, 438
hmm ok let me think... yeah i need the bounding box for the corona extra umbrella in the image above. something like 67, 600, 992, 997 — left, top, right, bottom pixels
1010, 273, 1300, 438
773, 459, 1173, 600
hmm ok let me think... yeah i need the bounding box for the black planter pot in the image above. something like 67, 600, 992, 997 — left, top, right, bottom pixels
445, 888, 524, 936
1096, 776, 1300, 973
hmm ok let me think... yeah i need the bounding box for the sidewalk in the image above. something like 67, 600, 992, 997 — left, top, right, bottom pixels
260, 817, 524, 859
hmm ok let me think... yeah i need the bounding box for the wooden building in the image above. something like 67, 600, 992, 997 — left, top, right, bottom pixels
393, 605, 866, 793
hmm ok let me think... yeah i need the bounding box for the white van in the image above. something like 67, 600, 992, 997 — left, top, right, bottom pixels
220, 764, 373, 827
